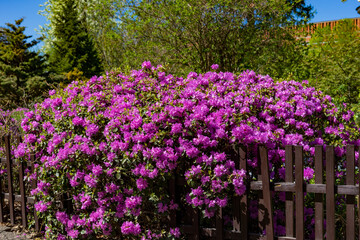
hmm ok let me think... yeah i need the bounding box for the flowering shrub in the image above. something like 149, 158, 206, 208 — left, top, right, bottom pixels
0, 108, 26, 137
15, 62, 359, 239
0, 107, 26, 165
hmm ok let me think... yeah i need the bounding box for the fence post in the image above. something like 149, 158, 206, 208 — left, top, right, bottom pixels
259, 145, 274, 239
346, 145, 355, 240
5, 135, 15, 224
326, 146, 335, 240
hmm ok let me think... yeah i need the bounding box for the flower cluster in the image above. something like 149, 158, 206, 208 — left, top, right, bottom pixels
15, 62, 359, 239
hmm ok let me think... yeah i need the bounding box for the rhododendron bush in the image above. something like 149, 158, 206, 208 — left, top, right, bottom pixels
15, 62, 359, 239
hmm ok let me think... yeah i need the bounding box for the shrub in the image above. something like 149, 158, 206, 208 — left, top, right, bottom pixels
15, 62, 359, 239
0, 108, 26, 137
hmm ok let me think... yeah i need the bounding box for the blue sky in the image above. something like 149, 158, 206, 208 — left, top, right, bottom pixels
0, 0, 360, 42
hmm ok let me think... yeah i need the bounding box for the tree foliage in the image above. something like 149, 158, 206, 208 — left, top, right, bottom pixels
40, 0, 312, 77
40, 0, 121, 71
0, 18, 48, 109
46, 0, 102, 78
114, 0, 313, 76
299, 19, 360, 121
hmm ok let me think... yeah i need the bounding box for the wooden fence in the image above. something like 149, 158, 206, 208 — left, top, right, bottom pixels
168, 145, 360, 240
0, 133, 360, 239
294, 17, 360, 42
0, 134, 39, 231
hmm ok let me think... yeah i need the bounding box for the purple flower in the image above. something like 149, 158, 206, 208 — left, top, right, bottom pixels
214, 165, 227, 177
34, 201, 49, 213
125, 196, 142, 209
84, 174, 97, 188
14, 143, 26, 158
304, 167, 314, 181
136, 178, 148, 191
157, 202, 168, 213
170, 123, 182, 134
80, 194, 92, 209
92, 165, 102, 176
211, 64, 219, 70
72, 117, 85, 126
170, 228, 181, 237
121, 221, 141, 235
67, 229, 79, 239
56, 211, 68, 224
86, 123, 99, 137
141, 61, 152, 69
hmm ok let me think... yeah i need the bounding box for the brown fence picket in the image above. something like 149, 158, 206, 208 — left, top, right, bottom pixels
285, 145, 294, 238
314, 145, 324, 240
295, 146, 304, 240
259, 145, 274, 239
346, 145, 355, 240
16, 136, 27, 228
326, 146, 335, 240
5, 135, 15, 224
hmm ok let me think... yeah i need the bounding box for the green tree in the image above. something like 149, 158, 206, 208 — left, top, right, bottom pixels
47, 0, 102, 78
40, 0, 312, 75
304, 20, 360, 106
112, 0, 313, 76
40, 0, 122, 70
0, 18, 48, 109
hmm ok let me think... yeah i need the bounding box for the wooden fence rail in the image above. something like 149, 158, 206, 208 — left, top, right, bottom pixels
0, 133, 359, 239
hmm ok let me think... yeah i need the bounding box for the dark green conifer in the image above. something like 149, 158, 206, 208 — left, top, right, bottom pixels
0, 18, 47, 108
48, 0, 102, 79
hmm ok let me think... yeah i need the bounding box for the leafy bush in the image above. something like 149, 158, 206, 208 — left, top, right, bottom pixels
15, 62, 359, 239
0, 108, 26, 137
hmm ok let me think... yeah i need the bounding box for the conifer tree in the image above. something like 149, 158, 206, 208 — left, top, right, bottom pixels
0, 18, 48, 109
48, 0, 102, 79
